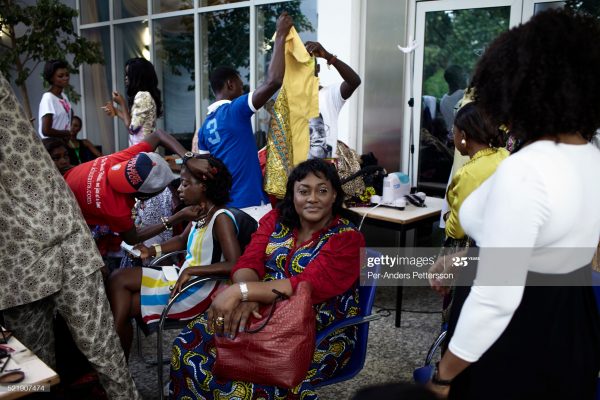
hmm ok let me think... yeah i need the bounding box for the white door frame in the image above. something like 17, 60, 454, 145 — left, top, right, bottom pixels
402, 0, 523, 187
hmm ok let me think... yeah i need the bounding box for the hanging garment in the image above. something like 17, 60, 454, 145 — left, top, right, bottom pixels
264, 27, 319, 198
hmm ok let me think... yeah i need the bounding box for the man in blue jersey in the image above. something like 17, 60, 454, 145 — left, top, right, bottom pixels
196, 12, 293, 221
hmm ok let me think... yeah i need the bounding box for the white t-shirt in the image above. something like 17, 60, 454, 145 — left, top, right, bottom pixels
308, 83, 345, 159
449, 141, 600, 362
440, 89, 464, 131
38, 92, 71, 139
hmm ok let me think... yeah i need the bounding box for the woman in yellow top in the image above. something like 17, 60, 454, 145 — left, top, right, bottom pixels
437, 102, 509, 324
444, 102, 508, 244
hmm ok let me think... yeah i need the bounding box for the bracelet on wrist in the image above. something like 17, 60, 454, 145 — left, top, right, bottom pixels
239, 282, 249, 302
431, 362, 453, 386
152, 243, 162, 258
327, 54, 338, 69
160, 216, 173, 231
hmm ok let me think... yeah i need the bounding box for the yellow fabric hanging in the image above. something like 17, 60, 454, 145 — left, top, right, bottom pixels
264, 27, 319, 198
264, 95, 292, 198
280, 27, 320, 164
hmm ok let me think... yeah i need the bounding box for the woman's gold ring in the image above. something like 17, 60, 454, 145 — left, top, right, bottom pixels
215, 316, 225, 326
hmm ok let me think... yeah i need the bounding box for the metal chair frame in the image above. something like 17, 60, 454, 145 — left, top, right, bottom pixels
135, 251, 189, 366
156, 274, 228, 400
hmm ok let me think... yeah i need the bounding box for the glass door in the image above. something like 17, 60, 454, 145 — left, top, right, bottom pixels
522, 0, 565, 19
403, 0, 522, 192
523, 0, 599, 20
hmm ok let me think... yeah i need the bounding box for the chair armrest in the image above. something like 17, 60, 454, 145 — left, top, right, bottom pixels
316, 314, 381, 347
148, 250, 188, 267
424, 330, 447, 366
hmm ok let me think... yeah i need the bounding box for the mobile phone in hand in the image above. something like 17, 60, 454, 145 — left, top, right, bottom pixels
120, 241, 141, 257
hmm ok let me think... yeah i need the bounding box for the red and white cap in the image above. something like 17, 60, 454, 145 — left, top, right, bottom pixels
107, 152, 176, 194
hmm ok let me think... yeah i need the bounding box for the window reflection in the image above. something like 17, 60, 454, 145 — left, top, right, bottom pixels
114, 22, 149, 150
418, 7, 510, 194
152, 0, 193, 14
80, 1, 109, 24
199, 0, 245, 6
534, 2, 565, 14
155, 16, 195, 143
81, 27, 112, 153
200, 7, 250, 119
255, 1, 317, 138
114, 0, 147, 19
78, 1, 319, 152
564, 0, 600, 16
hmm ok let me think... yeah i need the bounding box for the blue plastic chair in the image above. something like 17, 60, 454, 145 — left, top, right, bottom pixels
413, 326, 446, 384
308, 250, 382, 388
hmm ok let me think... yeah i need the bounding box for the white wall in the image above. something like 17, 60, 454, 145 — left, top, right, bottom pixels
317, 0, 362, 151
360, 0, 408, 173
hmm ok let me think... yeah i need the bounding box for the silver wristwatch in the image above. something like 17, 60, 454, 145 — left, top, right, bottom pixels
182, 151, 195, 165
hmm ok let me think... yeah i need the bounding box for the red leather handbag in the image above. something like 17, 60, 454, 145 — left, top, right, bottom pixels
213, 281, 316, 388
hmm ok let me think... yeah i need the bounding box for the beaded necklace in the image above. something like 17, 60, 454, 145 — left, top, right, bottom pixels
195, 205, 216, 229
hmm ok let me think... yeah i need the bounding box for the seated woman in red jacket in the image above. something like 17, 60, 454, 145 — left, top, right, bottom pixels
169, 158, 365, 399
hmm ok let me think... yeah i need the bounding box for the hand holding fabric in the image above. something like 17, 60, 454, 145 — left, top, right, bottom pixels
305, 41, 331, 60
275, 12, 294, 38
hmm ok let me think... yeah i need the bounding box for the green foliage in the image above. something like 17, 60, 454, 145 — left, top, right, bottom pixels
0, 0, 103, 109
422, 3, 599, 99
205, 7, 251, 80
565, 0, 600, 17
423, 68, 447, 99
422, 7, 510, 95
155, 15, 195, 83
257, 1, 315, 46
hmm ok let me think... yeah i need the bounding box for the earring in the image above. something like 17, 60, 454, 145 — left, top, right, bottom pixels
460, 138, 466, 146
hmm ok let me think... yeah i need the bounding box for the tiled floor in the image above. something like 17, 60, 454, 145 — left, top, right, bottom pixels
129, 286, 443, 400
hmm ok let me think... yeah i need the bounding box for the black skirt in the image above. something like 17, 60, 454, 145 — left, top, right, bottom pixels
447, 265, 600, 400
